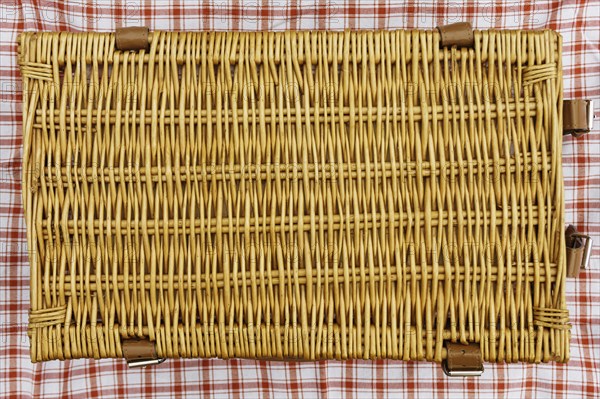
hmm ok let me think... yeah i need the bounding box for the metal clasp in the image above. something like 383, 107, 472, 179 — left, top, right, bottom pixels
127, 357, 166, 368
442, 361, 484, 377
588, 100, 595, 133
122, 338, 165, 368
571, 233, 593, 270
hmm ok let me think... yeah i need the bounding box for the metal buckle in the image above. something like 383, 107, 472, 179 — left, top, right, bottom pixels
127, 358, 166, 368
442, 361, 484, 377
571, 233, 593, 270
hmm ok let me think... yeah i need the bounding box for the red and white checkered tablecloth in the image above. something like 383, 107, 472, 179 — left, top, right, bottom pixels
0, 1, 598, 398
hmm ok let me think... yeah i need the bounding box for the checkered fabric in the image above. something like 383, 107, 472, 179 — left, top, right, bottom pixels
0, 1, 598, 398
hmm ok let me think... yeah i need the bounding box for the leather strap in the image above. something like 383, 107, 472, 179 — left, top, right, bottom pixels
444, 342, 483, 374
437, 22, 474, 48
122, 338, 158, 361
566, 225, 585, 278
563, 99, 592, 137
115, 27, 149, 51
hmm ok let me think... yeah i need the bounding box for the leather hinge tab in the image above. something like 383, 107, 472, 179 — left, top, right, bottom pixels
437, 22, 475, 48
115, 26, 149, 51
122, 338, 165, 368
442, 342, 484, 377
565, 225, 592, 277
563, 99, 594, 137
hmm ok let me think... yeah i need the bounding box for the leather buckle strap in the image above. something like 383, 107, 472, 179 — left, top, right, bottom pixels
122, 338, 165, 368
115, 26, 149, 51
442, 342, 484, 377
566, 225, 592, 278
563, 99, 594, 137
437, 22, 475, 48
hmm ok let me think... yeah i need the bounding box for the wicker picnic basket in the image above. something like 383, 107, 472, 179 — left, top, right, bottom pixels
19, 24, 592, 373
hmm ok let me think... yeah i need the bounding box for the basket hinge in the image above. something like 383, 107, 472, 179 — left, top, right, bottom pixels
115, 26, 149, 51
563, 99, 594, 137
122, 338, 165, 368
442, 342, 484, 377
565, 225, 592, 277
437, 22, 474, 48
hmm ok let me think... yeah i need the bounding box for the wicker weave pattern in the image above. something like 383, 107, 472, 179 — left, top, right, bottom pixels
19, 30, 568, 363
